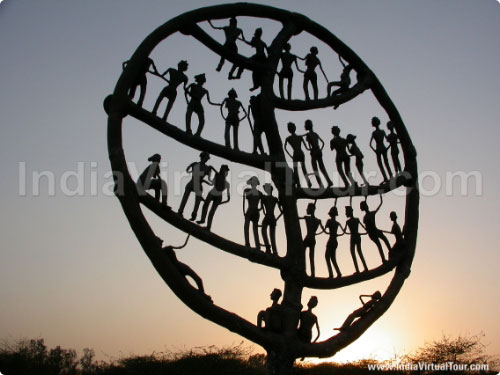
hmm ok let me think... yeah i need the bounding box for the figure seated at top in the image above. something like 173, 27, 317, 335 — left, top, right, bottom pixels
136, 153, 169, 208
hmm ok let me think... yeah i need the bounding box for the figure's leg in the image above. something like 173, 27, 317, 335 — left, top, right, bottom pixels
190, 192, 203, 220
216, 57, 225, 72
350, 239, 360, 273
292, 162, 300, 187
382, 151, 393, 178
336, 160, 349, 187
325, 246, 334, 278
194, 111, 205, 137
300, 162, 312, 188
137, 77, 147, 107
311, 158, 323, 187
279, 76, 285, 99
206, 199, 220, 230
178, 183, 193, 215
392, 149, 402, 173
160, 179, 168, 206
152, 90, 165, 115
312, 79, 319, 100
303, 78, 310, 101
185, 108, 193, 135
252, 220, 261, 249
228, 63, 237, 79
233, 123, 239, 150
261, 221, 271, 253
244, 218, 251, 247
235, 66, 243, 79
376, 153, 388, 181
224, 122, 231, 147
197, 194, 212, 224
344, 159, 357, 187
269, 223, 278, 255
356, 241, 369, 271
309, 244, 316, 278
379, 231, 392, 253
332, 247, 342, 278
356, 159, 369, 185
163, 97, 175, 121
287, 77, 293, 100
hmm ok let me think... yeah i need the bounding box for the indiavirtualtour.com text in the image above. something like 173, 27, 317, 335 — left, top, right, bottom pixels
367, 362, 492, 372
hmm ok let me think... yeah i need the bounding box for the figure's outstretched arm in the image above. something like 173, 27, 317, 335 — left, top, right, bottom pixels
375, 194, 383, 213
313, 319, 320, 343
284, 140, 293, 158
239, 103, 248, 121
206, 92, 221, 106
207, 20, 223, 30
369, 136, 376, 152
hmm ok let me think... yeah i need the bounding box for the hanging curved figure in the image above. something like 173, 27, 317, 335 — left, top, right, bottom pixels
370, 116, 393, 182
301, 203, 325, 278
277, 43, 304, 100
386, 121, 402, 174
220, 88, 247, 150
241, 28, 268, 91
304, 119, 333, 188
346, 134, 369, 186
330, 126, 356, 188
185, 73, 220, 137
208, 17, 245, 80
243, 176, 262, 249
136, 153, 169, 208
285, 122, 312, 188
152, 60, 189, 121
122, 57, 160, 108
302, 46, 328, 101
197, 165, 230, 231
328, 56, 354, 108
360, 195, 391, 264
260, 183, 282, 255
335, 291, 381, 331
324, 206, 345, 278
343, 206, 368, 273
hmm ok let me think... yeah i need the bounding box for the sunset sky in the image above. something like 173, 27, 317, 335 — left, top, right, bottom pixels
1, 0, 499, 363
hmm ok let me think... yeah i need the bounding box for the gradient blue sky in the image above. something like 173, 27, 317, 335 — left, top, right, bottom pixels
1, 0, 499, 363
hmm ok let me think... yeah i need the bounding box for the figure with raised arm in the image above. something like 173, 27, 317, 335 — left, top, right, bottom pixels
242, 27, 268, 91
260, 183, 282, 255
178, 151, 215, 221
346, 134, 369, 186
386, 121, 402, 174
335, 291, 381, 331
285, 122, 312, 188
360, 196, 391, 263
257, 288, 283, 333
343, 206, 368, 273
301, 203, 325, 278
298, 296, 320, 343
304, 120, 333, 188
208, 17, 245, 79
302, 47, 327, 101
278, 43, 304, 100
330, 126, 356, 188
136, 153, 169, 208
221, 88, 247, 150
370, 116, 393, 182
185, 73, 220, 136
152, 60, 189, 121
122, 57, 160, 107
324, 206, 345, 278
243, 176, 262, 249
248, 94, 266, 154
197, 165, 230, 230
328, 57, 353, 108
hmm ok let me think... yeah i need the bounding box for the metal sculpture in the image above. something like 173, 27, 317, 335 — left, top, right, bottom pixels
104, 4, 419, 375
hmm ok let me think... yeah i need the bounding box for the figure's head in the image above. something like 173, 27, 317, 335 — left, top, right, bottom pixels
284, 42, 291, 52
372, 291, 382, 301
229, 17, 237, 26
310, 46, 318, 55
270, 288, 282, 302
178, 60, 188, 71
148, 153, 161, 163
200, 151, 210, 162
331, 125, 340, 136
194, 73, 206, 84
287, 122, 296, 134
220, 164, 229, 175
329, 206, 338, 217
254, 27, 263, 37
346, 134, 356, 144
308, 296, 318, 309
263, 183, 273, 195
304, 119, 313, 131
306, 203, 316, 215
371, 116, 380, 127
247, 176, 260, 187
387, 121, 394, 131
360, 201, 368, 211
390, 211, 398, 221
228, 88, 237, 98
345, 206, 353, 217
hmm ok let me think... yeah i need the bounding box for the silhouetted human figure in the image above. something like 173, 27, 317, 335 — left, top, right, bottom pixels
370, 117, 393, 182
197, 165, 230, 230
330, 126, 356, 188
260, 183, 282, 255
346, 134, 369, 186
221, 88, 247, 150
304, 120, 333, 188
386, 121, 402, 174
185, 73, 219, 136
360, 196, 391, 263
122, 57, 159, 107
209, 17, 245, 79
328, 57, 353, 108
301, 203, 325, 278
298, 296, 320, 343
243, 176, 262, 248
285, 122, 312, 188
302, 47, 327, 101
343, 206, 368, 273
152, 60, 189, 121
178, 152, 215, 221
384, 211, 404, 250
136, 153, 169, 208
335, 291, 382, 331
160, 237, 212, 302
278, 43, 303, 100
324, 206, 344, 278
242, 28, 268, 91
257, 288, 283, 333
248, 94, 266, 154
